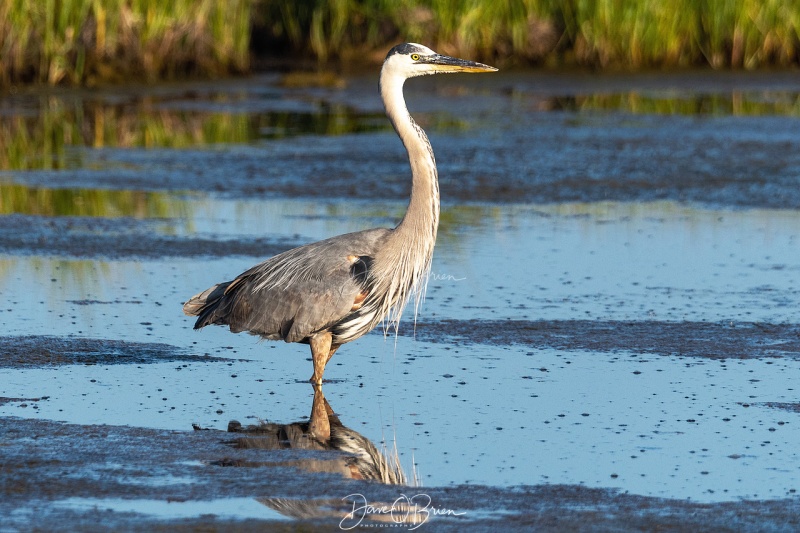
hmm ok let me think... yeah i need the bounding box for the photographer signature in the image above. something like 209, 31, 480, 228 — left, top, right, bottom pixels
340, 492, 465, 530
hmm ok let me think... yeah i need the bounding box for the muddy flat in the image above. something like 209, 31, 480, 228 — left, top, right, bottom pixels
3, 416, 800, 532
413, 319, 800, 360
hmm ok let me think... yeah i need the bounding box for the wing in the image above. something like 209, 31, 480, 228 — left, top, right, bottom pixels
185, 228, 390, 343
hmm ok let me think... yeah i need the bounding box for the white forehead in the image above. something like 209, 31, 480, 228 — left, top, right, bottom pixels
406, 43, 435, 55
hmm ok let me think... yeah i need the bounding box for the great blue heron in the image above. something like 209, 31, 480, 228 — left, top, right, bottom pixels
183, 43, 497, 384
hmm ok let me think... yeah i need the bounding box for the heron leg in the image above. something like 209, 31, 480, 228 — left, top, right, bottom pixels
308, 384, 331, 443
326, 345, 339, 365
309, 332, 333, 385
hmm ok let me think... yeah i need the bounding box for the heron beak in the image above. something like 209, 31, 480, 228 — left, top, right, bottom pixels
425, 54, 498, 73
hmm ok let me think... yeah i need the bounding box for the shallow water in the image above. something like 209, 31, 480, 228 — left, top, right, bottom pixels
1, 70, 800, 527
2, 200, 799, 503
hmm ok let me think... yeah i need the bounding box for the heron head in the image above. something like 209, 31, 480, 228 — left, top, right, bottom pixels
382, 43, 497, 79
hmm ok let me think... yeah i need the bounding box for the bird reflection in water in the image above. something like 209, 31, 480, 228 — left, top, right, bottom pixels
215, 384, 406, 485
210, 385, 429, 526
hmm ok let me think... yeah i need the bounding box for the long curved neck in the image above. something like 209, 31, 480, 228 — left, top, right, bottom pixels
380, 71, 440, 241
367, 67, 439, 329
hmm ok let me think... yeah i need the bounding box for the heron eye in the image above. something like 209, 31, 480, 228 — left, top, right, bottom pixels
410, 54, 420, 61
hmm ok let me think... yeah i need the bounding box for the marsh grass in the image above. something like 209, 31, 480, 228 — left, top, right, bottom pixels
2, 1, 799, 87
551, 0, 800, 68
0, 0, 250, 86
260, 0, 800, 69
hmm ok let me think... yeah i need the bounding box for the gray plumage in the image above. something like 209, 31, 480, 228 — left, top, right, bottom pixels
183, 43, 497, 384
185, 229, 389, 344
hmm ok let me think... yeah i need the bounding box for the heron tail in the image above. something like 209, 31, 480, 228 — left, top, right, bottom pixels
182, 282, 230, 328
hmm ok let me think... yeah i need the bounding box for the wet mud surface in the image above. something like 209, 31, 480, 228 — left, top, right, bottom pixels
0, 336, 223, 368
0, 214, 297, 258
414, 319, 800, 360
2, 71, 800, 530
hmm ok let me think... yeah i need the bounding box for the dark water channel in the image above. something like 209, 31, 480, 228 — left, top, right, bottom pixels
1, 69, 800, 530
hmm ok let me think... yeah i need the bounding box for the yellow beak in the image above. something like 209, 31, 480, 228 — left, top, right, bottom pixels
424, 54, 498, 73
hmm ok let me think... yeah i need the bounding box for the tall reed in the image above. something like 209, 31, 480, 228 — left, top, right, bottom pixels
0, 0, 251, 87
2, 0, 799, 87
260, 0, 800, 69
548, 0, 800, 68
